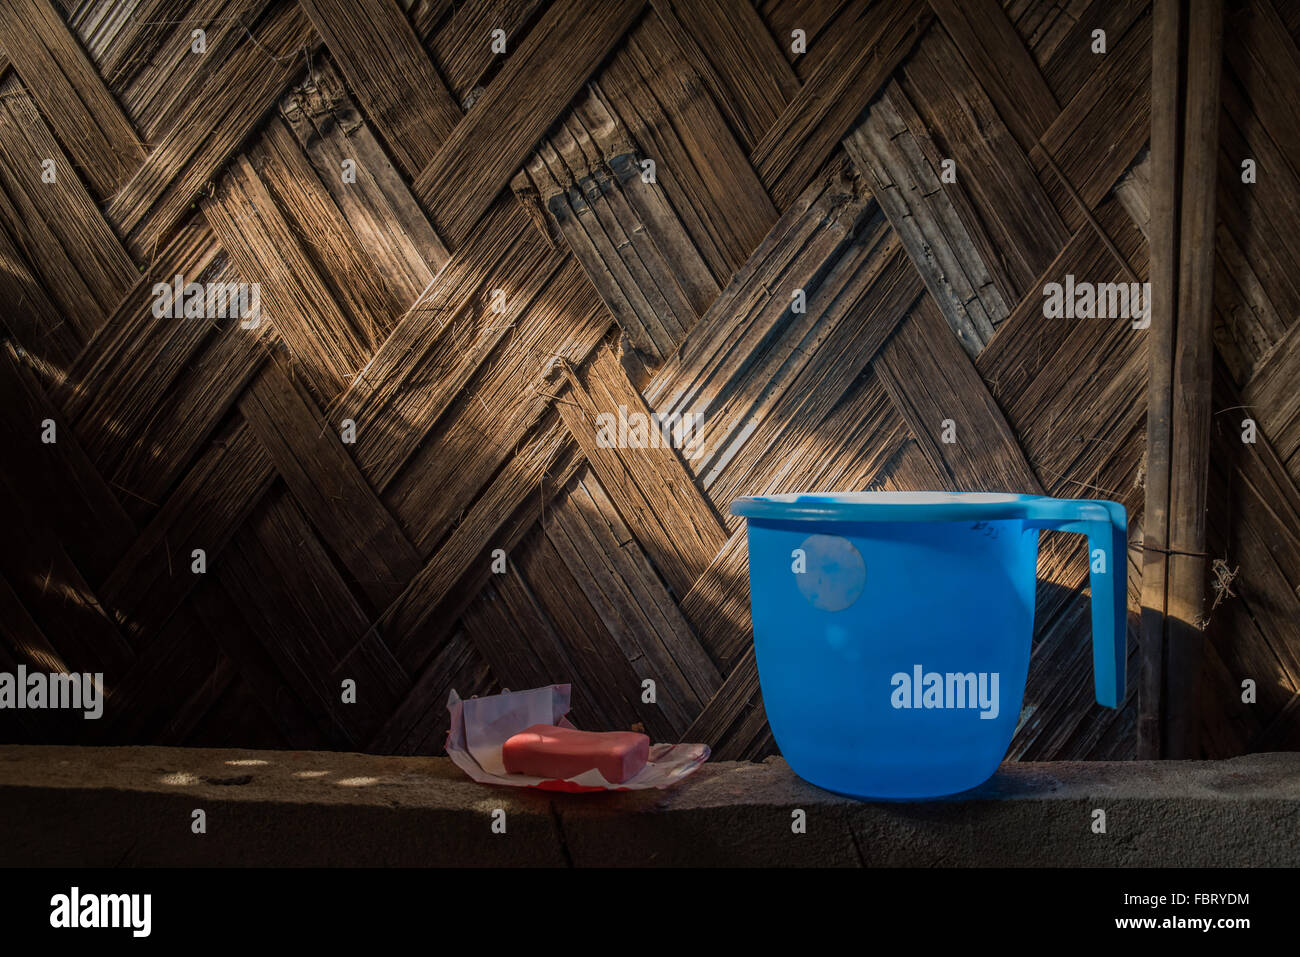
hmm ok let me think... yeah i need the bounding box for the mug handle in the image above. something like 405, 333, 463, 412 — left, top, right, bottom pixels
1022, 498, 1128, 708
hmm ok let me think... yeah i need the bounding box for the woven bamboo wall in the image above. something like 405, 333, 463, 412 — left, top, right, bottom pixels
0, 0, 1297, 758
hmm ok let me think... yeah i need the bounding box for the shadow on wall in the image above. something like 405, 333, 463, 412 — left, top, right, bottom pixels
0, 239, 598, 754
1197, 369, 1300, 757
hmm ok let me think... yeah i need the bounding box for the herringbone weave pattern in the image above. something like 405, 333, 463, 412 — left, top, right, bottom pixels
1, 0, 1297, 758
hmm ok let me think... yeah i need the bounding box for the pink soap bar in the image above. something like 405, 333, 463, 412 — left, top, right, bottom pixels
502, 724, 650, 783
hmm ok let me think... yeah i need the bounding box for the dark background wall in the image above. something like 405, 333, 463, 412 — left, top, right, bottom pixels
0, 0, 1296, 758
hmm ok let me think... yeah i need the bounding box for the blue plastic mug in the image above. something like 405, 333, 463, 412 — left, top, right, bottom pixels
730, 492, 1127, 798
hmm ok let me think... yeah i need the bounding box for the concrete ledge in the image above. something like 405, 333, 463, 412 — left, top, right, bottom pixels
1, 746, 1297, 866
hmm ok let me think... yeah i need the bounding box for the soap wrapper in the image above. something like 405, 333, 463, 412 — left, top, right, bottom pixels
446, 685, 709, 791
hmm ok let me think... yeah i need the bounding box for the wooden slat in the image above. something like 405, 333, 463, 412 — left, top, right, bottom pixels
577, 346, 722, 532
648, 0, 798, 151
898, 23, 1070, 295
750, 0, 932, 208
1031, 12, 1153, 223
1216, 63, 1300, 380
542, 473, 720, 729
383, 261, 609, 552
170, 669, 278, 748
0, 0, 144, 197
98, 419, 274, 643
252, 118, 403, 348
100, 269, 270, 520
238, 361, 423, 610
413, 0, 644, 246
90, 608, 234, 745
1029, 0, 1149, 107
1113, 147, 1152, 239
67, 0, 229, 109
1203, 504, 1300, 753
1207, 370, 1300, 706
394, 434, 586, 674
408, 0, 456, 40
678, 528, 751, 669
187, 576, 334, 749
60, 217, 220, 424
0, 214, 78, 373
89, 0, 278, 142
875, 296, 1045, 494
713, 372, 917, 527
461, 574, 602, 725
926, 0, 1058, 151
1246, 317, 1300, 469
280, 58, 448, 284
380, 413, 581, 668
59, 220, 271, 520
427, 0, 545, 103
644, 156, 873, 423
697, 238, 922, 501
0, 171, 100, 344
515, 523, 676, 738
0, 78, 137, 330
218, 488, 409, 746
1224, 0, 1300, 187
336, 199, 568, 491
0, 572, 97, 743
366, 626, 495, 754
1164, 0, 1224, 758
67, 0, 195, 103
203, 152, 371, 405
106, 1, 316, 258
647, 160, 922, 509
1212, 215, 1291, 384
978, 206, 1148, 495
554, 343, 728, 598
480, 550, 625, 732
844, 81, 1011, 357
678, 645, 769, 760
521, 85, 713, 362
757, 0, 849, 77
298, 0, 461, 176
597, 11, 777, 279
1199, 613, 1276, 754
977, 198, 1148, 428
523, 147, 686, 364
0, 571, 65, 682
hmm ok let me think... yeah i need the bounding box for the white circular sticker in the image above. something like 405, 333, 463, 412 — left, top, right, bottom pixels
795, 534, 866, 612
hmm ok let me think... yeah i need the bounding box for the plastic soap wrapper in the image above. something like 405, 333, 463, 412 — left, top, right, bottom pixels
446, 685, 709, 791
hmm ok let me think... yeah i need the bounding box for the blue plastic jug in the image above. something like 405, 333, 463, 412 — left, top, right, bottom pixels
730, 491, 1127, 798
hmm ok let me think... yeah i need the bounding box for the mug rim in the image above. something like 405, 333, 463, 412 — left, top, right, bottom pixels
730, 490, 1050, 523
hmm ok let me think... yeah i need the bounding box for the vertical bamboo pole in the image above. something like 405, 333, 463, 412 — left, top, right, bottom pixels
1164, 0, 1222, 757
1140, 0, 1222, 759
1140, 0, 1183, 759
